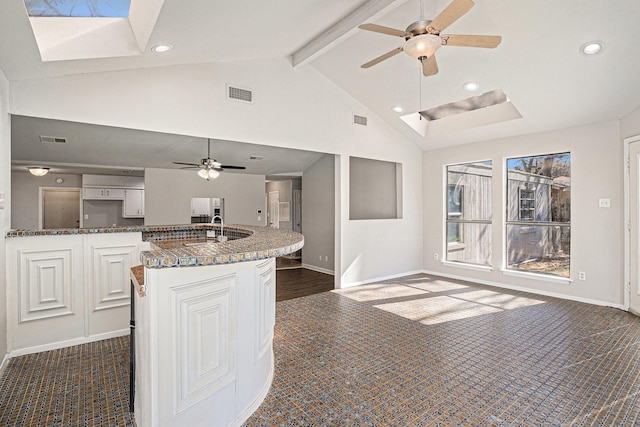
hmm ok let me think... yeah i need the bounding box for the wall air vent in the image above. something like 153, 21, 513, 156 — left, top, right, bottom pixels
227, 85, 253, 103
40, 135, 67, 144
353, 114, 368, 126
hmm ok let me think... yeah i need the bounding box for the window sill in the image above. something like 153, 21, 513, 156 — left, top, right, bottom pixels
501, 269, 572, 284
442, 260, 493, 272
447, 243, 466, 252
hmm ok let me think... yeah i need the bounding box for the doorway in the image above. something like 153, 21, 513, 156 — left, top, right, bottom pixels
625, 135, 640, 315
267, 191, 279, 229
40, 188, 81, 229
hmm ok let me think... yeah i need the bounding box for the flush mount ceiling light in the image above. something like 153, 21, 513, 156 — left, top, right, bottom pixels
463, 82, 479, 91
27, 167, 50, 176
392, 106, 404, 113
580, 41, 604, 55
151, 44, 172, 53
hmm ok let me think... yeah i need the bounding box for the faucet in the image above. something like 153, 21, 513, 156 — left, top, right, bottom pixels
211, 215, 224, 237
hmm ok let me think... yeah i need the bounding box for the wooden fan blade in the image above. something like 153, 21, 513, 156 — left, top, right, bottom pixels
422, 55, 439, 77
173, 161, 201, 167
429, 0, 474, 33
442, 34, 502, 48
179, 166, 201, 169
361, 47, 403, 68
359, 23, 407, 38
220, 165, 246, 170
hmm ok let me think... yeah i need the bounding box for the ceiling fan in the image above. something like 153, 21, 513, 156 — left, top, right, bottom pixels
173, 138, 246, 180
359, 0, 501, 77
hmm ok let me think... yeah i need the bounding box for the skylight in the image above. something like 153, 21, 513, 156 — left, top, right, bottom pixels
25, 0, 131, 17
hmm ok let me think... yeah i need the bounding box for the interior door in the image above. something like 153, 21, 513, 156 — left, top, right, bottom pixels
42, 189, 81, 229
629, 140, 640, 314
268, 191, 279, 229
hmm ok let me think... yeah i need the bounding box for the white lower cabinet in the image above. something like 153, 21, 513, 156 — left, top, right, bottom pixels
6, 232, 142, 354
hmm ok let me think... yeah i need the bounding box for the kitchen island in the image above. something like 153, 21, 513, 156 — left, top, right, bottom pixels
133, 224, 304, 427
6, 223, 304, 427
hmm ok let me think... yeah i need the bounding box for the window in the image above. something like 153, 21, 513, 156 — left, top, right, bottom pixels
445, 162, 492, 266
506, 153, 571, 277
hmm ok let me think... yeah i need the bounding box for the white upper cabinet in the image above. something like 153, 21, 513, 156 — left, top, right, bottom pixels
123, 189, 145, 218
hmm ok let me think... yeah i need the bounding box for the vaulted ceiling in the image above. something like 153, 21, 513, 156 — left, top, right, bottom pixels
2, 0, 639, 172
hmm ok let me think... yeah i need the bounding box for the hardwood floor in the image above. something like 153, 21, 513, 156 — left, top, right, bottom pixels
275, 256, 302, 270
276, 268, 334, 301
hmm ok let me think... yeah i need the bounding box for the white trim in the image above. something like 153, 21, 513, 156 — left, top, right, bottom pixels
7, 329, 129, 358
422, 270, 623, 309
230, 356, 274, 427
501, 269, 572, 285
442, 260, 493, 272
301, 264, 335, 276
623, 134, 640, 312
340, 270, 424, 289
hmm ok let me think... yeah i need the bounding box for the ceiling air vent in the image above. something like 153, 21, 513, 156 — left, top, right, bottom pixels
40, 135, 67, 144
249, 155, 264, 161
353, 114, 368, 126
227, 85, 253, 104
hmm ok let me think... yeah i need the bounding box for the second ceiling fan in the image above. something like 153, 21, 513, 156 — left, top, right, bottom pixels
173, 138, 246, 180
359, 0, 501, 77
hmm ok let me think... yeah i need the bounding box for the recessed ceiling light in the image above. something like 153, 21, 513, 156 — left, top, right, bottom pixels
392, 106, 403, 113
580, 41, 604, 55
463, 82, 479, 91
151, 44, 172, 53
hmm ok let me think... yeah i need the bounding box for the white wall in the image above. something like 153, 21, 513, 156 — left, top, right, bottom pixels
11, 171, 82, 229
302, 155, 335, 273
8, 58, 424, 287
144, 168, 265, 226
0, 68, 10, 363
423, 121, 623, 306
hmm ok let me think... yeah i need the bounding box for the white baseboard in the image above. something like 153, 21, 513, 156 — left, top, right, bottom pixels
301, 264, 334, 276
8, 329, 130, 359
340, 270, 425, 289
421, 269, 626, 310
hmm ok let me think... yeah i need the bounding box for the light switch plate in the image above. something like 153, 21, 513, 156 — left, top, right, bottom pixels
598, 198, 611, 208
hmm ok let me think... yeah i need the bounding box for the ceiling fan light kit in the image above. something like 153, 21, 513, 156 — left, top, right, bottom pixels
403, 34, 441, 60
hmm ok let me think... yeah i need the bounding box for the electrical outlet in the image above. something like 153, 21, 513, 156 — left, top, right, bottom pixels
578, 271, 586, 281
325, 256, 328, 262
319, 255, 322, 261
84, 214, 89, 220
434, 253, 439, 260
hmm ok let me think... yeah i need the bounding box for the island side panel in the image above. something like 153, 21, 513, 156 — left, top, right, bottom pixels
136, 258, 276, 427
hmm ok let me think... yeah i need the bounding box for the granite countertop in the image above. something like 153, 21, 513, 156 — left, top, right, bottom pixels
140, 225, 304, 269
6, 222, 304, 270
130, 265, 145, 296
